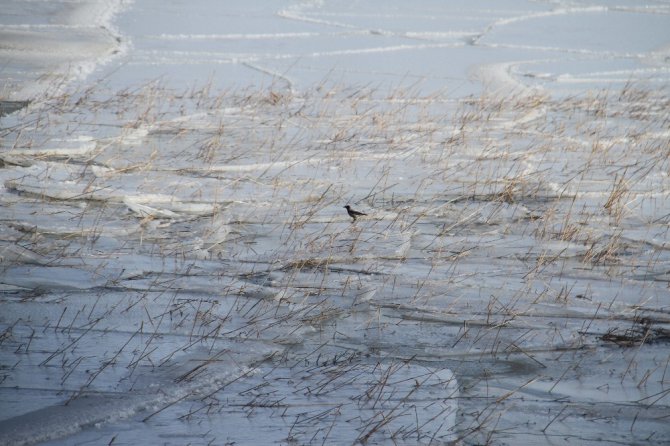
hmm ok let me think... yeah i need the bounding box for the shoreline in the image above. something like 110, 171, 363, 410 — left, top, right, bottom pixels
0, 0, 129, 103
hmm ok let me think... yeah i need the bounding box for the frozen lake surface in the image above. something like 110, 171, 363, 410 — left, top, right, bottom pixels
1, 1, 669, 445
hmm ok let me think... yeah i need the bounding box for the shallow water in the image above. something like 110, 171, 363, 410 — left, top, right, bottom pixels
1, 1, 669, 445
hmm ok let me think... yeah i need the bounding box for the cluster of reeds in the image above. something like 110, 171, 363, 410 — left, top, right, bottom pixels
0, 79, 668, 444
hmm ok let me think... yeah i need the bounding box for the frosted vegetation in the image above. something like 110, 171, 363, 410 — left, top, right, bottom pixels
1, 78, 668, 444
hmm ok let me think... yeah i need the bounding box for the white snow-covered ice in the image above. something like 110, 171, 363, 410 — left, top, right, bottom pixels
1, 1, 669, 445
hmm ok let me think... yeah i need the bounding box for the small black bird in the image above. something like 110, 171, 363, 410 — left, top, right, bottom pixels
344, 205, 367, 222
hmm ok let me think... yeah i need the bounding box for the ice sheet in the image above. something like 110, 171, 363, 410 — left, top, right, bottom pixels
1, 1, 669, 445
